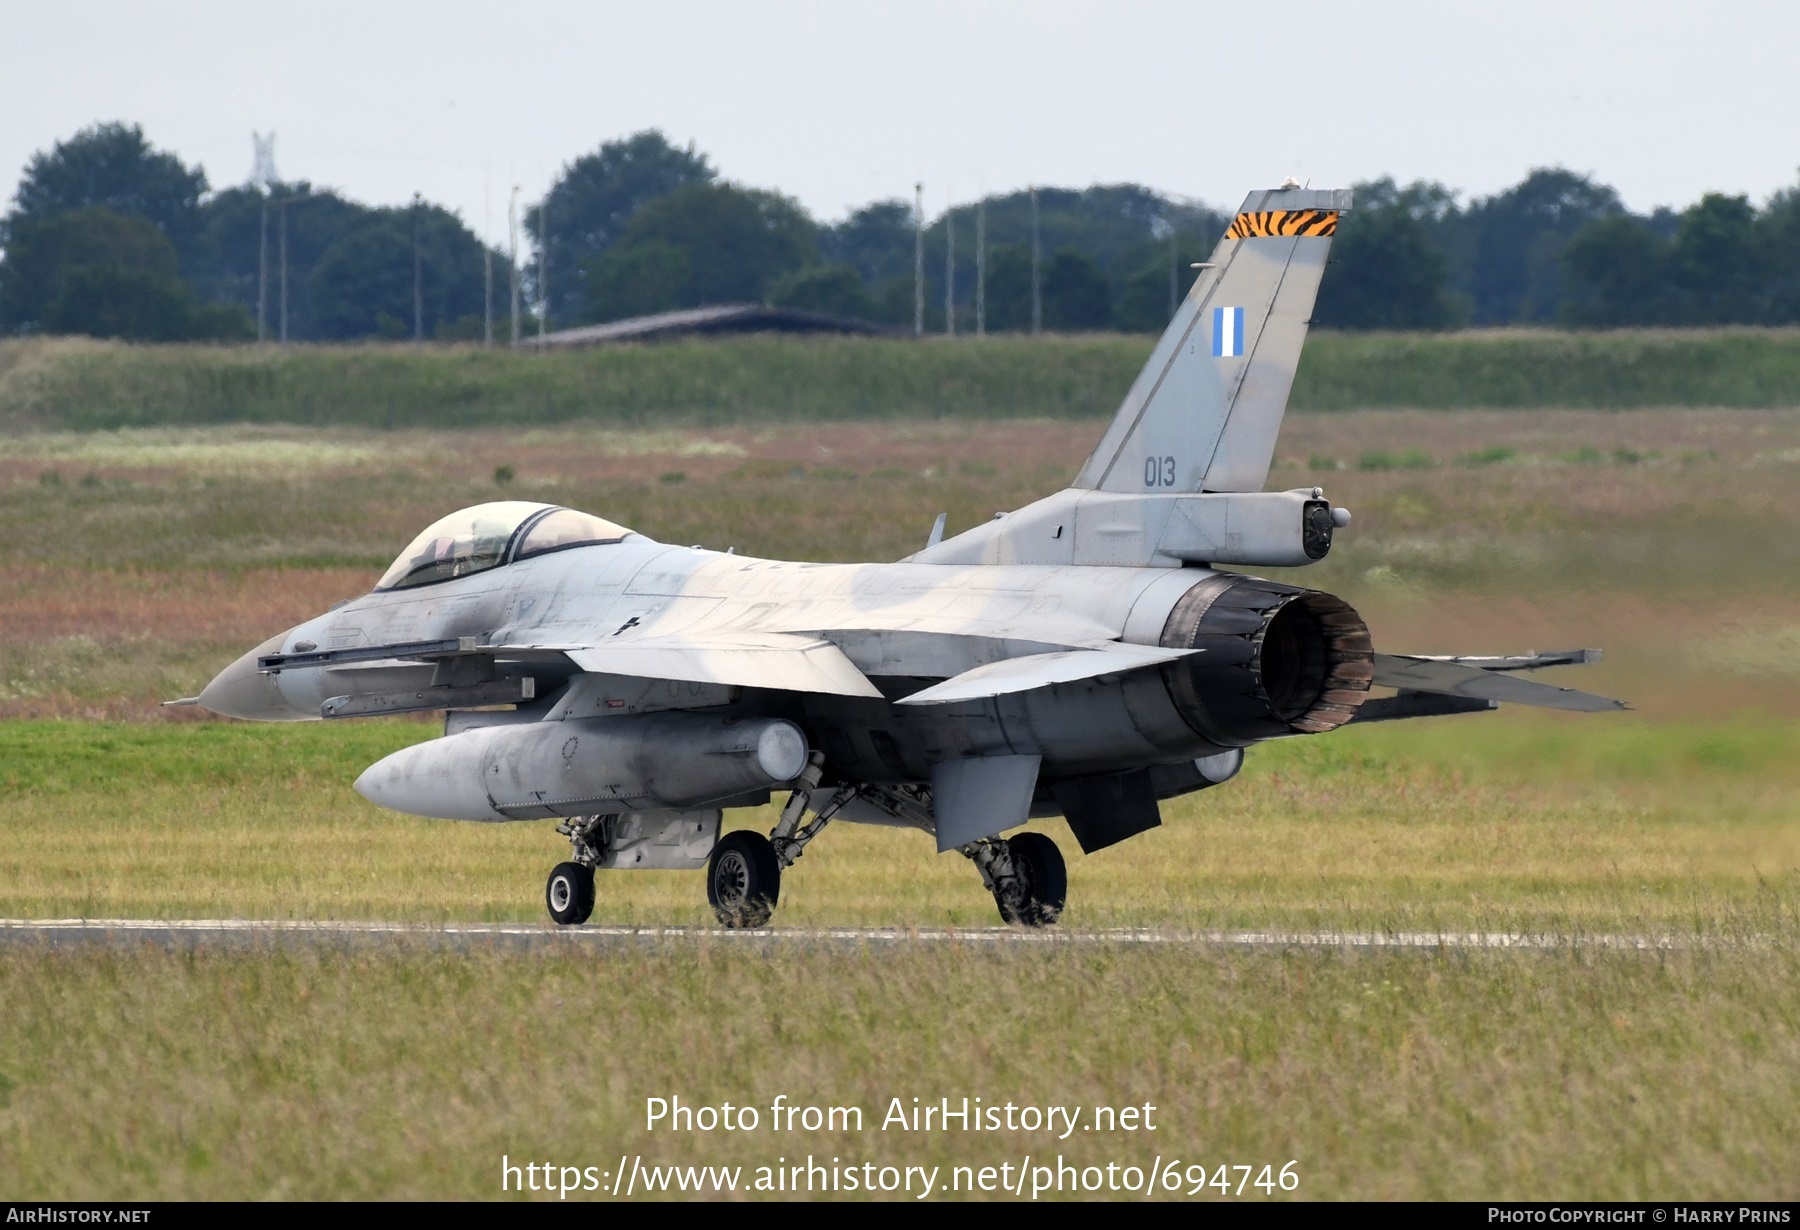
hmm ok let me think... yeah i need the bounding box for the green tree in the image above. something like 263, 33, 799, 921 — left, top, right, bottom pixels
308, 203, 496, 340
822, 200, 916, 285
191, 184, 385, 340
982, 244, 1033, 331
767, 264, 876, 319
1670, 193, 1761, 323
1460, 169, 1623, 323
526, 131, 715, 325
1757, 181, 1800, 323
1041, 248, 1111, 331
3, 122, 208, 273
0, 207, 248, 340
1561, 216, 1674, 326
1112, 236, 1208, 333
1315, 182, 1461, 330
822, 187, 1225, 331
583, 182, 817, 320
584, 239, 690, 320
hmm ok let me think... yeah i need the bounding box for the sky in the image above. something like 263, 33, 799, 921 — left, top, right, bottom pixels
5, 0, 1798, 245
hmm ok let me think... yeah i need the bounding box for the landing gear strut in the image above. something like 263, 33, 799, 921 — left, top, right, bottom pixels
705, 751, 855, 930
965, 832, 1067, 927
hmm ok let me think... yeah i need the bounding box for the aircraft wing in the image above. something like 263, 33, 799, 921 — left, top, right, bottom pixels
894, 644, 1197, 706
563, 632, 882, 698
1369, 652, 1626, 713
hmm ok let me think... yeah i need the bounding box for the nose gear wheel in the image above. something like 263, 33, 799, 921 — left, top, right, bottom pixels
545, 861, 595, 926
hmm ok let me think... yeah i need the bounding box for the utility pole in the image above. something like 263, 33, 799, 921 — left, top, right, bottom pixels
483, 176, 494, 346
537, 192, 548, 345
411, 193, 424, 342
975, 197, 986, 338
1029, 186, 1042, 336
484, 250, 494, 346
1167, 219, 1178, 319
257, 196, 268, 343
912, 183, 924, 337
944, 197, 955, 338
273, 185, 310, 345
278, 197, 289, 344
251, 131, 277, 344
509, 186, 522, 345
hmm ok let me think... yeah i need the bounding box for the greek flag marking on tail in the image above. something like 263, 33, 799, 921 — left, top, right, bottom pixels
1212, 305, 1244, 358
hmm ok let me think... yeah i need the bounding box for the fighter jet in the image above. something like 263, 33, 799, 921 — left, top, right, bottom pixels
193, 186, 1624, 929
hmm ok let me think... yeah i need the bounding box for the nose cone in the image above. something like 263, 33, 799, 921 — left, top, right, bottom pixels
198, 634, 310, 721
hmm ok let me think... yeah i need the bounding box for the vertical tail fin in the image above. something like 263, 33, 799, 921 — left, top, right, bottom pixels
1074, 187, 1351, 495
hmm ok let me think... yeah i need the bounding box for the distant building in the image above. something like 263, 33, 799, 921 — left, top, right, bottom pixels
516, 304, 896, 349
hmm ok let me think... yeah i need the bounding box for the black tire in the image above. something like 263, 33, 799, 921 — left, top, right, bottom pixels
999, 831, 1067, 927
545, 861, 596, 926
706, 830, 781, 928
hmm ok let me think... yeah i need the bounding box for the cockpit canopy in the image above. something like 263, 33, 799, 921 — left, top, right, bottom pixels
375, 501, 631, 591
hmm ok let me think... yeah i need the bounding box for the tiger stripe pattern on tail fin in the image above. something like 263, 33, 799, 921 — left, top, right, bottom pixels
1225, 209, 1339, 239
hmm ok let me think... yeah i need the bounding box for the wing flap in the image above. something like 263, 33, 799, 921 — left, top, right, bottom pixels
895, 644, 1196, 706
565, 632, 881, 698
1372, 653, 1626, 713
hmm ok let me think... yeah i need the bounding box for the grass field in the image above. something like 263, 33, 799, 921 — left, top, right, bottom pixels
8, 327, 1800, 434
0, 405, 1795, 1199
3, 942, 1794, 1201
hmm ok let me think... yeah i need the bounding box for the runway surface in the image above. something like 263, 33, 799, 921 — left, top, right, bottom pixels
0, 918, 1710, 952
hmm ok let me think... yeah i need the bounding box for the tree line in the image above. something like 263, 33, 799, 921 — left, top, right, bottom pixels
1319, 170, 1800, 329
4, 121, 1798, 343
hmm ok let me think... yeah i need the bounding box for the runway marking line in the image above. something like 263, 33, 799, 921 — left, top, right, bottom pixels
0, 919, 1727, 951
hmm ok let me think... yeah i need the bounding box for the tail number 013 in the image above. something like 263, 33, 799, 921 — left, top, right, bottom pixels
1144, 455, 1178, 488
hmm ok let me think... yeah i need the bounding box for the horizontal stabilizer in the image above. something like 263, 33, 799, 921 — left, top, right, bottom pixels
1372, 654, 1626, 713
895, 644, 1197, 706
1351, 692, 1497, 724
566, 632, 881, 698
1409, 648, 1602, 672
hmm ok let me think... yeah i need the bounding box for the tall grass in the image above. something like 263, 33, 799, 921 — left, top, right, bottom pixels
2, 943, 1795, 1199
8, 328, 1800, 433
1290, 327, 1800, 411
0, 335, 1150, 431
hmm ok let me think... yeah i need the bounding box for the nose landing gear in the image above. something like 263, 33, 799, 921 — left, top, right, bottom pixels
545, 861, 596, 926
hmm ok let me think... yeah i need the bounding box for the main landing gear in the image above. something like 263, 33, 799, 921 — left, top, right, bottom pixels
705, 830, 782, 928
706, 752, 854, 929
539, 759, 1071, 930
964, 831, 1067, 927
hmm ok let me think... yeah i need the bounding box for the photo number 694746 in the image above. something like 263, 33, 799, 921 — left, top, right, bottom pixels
1144, 455, 1178, 487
